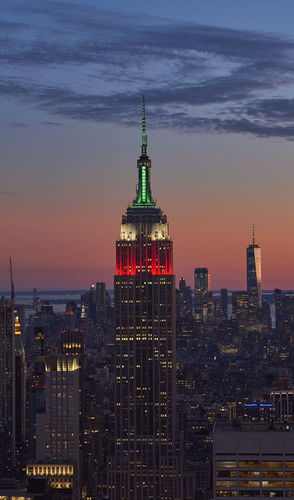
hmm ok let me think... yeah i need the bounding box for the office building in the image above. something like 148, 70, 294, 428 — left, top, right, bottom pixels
270, 390, 294, 424
29, 328, 46, 461
14, 315, 26, 472
43, 356, 80, 462
214, 422, 294, 498
231, 291, 248, 332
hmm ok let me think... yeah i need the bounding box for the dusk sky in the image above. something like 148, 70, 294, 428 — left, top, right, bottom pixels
1, 0, 294, 290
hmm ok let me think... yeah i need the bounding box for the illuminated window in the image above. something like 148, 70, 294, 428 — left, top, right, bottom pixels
263, 471, 283, 478
262, 462, 283, 469
216, 492, 237, 497
216, 481, 236, 487
262, 481, 283, 488
239, 471, 260, 478
239, 481, 260, 487
239, 461, 259, 469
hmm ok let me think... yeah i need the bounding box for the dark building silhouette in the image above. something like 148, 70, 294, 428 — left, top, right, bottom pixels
194, 268, 209, 321
0, 297, 15, 476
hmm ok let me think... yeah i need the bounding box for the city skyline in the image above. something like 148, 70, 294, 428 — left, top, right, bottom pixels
2, 0, 294, 290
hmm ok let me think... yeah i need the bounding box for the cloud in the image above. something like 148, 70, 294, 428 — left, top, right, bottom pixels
1, 1, 294, 138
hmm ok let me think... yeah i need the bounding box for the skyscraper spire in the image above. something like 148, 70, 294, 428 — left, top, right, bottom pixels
141, 94, 147, 157
133, 96, 155, 208
252, 223, 255, 245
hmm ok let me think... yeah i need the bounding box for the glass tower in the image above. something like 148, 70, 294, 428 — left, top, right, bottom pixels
247, 225, 262, 313
111, 97, 179, 499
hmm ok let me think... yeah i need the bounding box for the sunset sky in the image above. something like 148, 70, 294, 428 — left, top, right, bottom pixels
1, 0, 294, 290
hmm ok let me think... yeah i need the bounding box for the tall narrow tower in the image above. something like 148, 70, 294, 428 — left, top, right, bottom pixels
247, 224, 262, 313
112, 97, 178, 499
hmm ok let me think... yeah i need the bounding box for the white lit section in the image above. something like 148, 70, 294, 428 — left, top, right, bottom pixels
120, 223, 137, 241
151, 223, 169, 241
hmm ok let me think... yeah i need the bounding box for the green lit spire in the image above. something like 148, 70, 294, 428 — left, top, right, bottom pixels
133, 95, 155, 208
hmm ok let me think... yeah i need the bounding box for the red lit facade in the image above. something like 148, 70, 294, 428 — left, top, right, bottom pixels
116, 238, 173, 276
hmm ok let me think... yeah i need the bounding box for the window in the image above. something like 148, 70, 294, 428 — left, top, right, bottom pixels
216, 461, 236, 469
262, 462, 283, 469
262, 481, 283, 488
216, 481, 236, 487
216, 492, 237, 498
239, 481, 260, 488
239, 491, 260, 497
263, 471, 283, 478
216, 471, 236, 478
239, 471, 260, 478
239, 461, 259, 469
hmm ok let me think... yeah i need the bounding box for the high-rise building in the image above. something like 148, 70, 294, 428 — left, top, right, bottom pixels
177, 278, 193, 318
270, 390, 294, 423
61, 329, 85, 488
0, 297, 15, 476
274, 291, 294, 342
111, 98, 179, 499
43, 356, 80, 463
14, 315, 26, 473
231, 291, 248, 332
247, 224, 262, 313
81, 282, 111, 326
194, 268, 209, 321
220, 288, 228, 320
29, 327, 45, 461
213, 422, 294, 499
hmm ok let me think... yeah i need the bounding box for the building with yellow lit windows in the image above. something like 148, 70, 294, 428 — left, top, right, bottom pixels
214, 422, 294, 498
27, 356, 80, 499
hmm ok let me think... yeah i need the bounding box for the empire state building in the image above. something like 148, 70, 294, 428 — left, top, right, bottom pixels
111, 98, 179, 499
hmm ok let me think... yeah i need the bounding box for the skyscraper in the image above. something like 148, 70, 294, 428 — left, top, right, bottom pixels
111, 98, 179, 499
44, 356, 80, 463
194, 267, 209, 321
0, 297, 15, 476
29, 327, 45, 461
247, 224, 262, 313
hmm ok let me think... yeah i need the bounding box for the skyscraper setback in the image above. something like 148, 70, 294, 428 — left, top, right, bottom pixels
111, 98, 179, 499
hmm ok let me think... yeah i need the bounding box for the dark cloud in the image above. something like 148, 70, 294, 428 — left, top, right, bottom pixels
1, 1, 294, 138
0, 121, 28, 128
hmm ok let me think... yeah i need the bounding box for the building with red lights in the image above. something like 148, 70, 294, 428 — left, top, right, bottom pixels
110, 98, 179, 499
